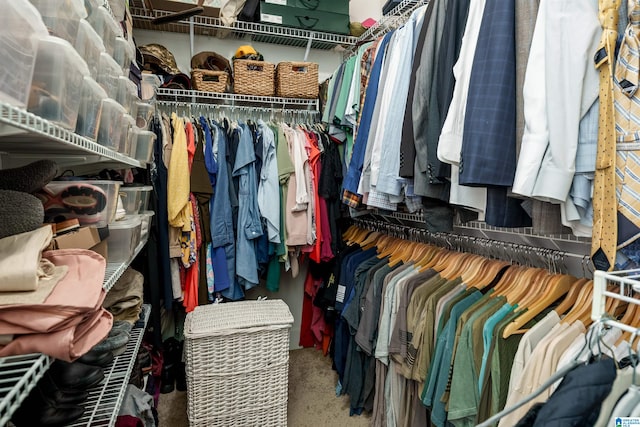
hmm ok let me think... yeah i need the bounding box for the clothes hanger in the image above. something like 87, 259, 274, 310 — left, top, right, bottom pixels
503, 274, 579, 338
553, 277, 589, 316
562, 281, 594, 325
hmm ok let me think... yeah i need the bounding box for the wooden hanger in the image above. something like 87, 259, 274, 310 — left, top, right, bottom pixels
469, 260, 511, 290
553, 278, 589, 316
360, 231, 382, 249
514, 270, 552, 309
561, 281, 594, 325
439, 252, 475, 280
503, 274, 579, 338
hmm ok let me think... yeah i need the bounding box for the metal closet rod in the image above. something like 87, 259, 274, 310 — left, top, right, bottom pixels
350, 217, 595, 277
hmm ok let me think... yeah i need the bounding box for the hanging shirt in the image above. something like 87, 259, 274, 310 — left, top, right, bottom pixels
341, 32, 392, 205
201, 118, 231, 294
256, 120, 280, 244
436, 0, 488, 214
233, 122, 263, 292
374, 6, 426, 197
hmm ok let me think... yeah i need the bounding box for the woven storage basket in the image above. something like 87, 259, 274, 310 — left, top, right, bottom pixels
233, 59, 275, 96
191, 69, 229, 93
276, 61, 319, 99
184, 300, 293, 427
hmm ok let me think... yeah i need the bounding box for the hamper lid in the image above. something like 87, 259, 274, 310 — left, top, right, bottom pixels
185, 300, 294, 338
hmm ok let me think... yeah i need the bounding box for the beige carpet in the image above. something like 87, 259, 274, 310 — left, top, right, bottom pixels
158, 348, 371, 426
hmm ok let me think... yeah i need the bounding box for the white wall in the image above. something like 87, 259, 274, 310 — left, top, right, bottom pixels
349, 0, 385, 22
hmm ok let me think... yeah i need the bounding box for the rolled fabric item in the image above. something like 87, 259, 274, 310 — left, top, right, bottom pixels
0, 308, 113, 362
0, 190, 45, 239
0, 225, 52, 292
0, 160, 58, 193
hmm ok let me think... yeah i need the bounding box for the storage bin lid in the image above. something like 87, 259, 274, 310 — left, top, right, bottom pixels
102, 97, 127, 113
120, 185, 153, 192
82, 76, 108, 100
109, 215, 142, 229
185, 300, 294, 339
7, 0, 49, 37
99, 52, 124, 76
38, 35, 90, 77
115, 36, 135, 56
77, 18, 105, 52
98, 6, 123, 37
30, 0, 88, 20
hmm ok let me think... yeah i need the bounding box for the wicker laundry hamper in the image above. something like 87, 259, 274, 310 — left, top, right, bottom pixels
184, 299, 294, 427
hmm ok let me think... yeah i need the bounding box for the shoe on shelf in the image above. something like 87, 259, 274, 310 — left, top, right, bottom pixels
77, 347, 114, 368
38, 372, 89, 405
11, 384, 84, 427
48, 359, 104, 391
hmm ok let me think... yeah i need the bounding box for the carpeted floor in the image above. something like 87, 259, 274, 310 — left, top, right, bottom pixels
157, 348, 370, 426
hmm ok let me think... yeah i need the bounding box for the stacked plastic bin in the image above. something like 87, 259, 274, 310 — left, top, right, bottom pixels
0, 0, 156, 164
1, 0, 159, 264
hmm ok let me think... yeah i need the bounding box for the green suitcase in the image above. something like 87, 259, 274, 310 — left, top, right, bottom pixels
260, 2, 350, 34
262, 0, 349, 15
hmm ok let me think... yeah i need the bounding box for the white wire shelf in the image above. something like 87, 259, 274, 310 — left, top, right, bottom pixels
0, 354, 52, 426
130, 3, 357, 50
156, 88, 319, 110
343, 0, 427, 58
0, 235, 148, 425
66, 304, 151, 427
0, 103, 144, 168
592, 269, 640, 334
103, 234, 149, 293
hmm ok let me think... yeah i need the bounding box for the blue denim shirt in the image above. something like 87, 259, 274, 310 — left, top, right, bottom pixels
342, 32, 393, 197
233, 123, 263, 291
201, 117, 233, 294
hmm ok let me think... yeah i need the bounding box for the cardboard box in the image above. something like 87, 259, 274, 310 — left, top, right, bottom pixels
48, 226, 109, 260
145, 0, 222, 18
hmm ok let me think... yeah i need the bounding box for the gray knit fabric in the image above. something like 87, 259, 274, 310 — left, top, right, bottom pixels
0, 190, 44, 239
0, 160, 58, 193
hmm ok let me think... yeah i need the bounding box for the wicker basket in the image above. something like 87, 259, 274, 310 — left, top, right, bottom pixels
191, 69, 229, 93
233, 59, 275, 96
276, 61, 319, 99
184, 300, 293, 427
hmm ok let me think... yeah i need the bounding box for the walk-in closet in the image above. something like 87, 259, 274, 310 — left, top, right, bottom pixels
0, 0, 639, 426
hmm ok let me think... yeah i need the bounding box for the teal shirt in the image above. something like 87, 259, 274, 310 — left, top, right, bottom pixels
478, 303, 516, 393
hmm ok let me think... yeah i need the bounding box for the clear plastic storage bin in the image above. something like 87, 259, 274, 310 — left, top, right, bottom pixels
76, 76, 108, 140
120, 114, 135, 155
113, 37, 134, 74
0, 0, 48, 107
37, 179, 122, 227
119, 186, 153, 215
87, 6, 121, 56
134, 130, 156, 164
97, 98, 126, 151
107, 215, 142, 263
135, 102, 154, 129
29, 0, 87, 45
139, 211, 155, 242
28, 36, 90, 130
116, 76, 138, 114
74, 19, 104, 79
96, 52, 123, 99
